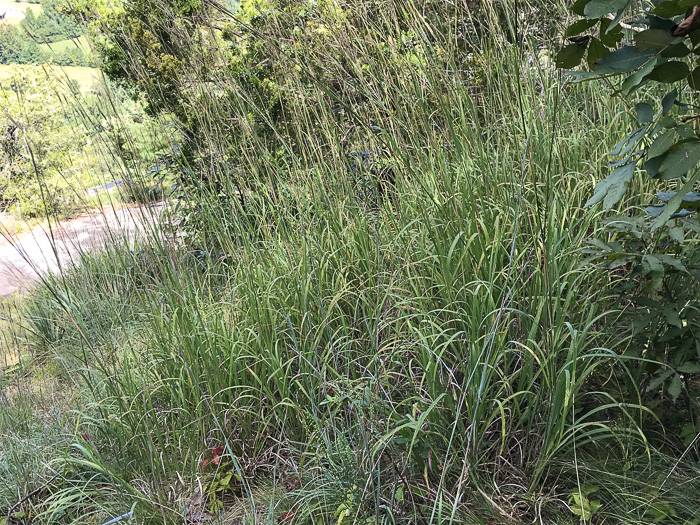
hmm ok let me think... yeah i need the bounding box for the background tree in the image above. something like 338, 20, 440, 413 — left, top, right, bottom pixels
22, 0, 83, 43
0, 66, 94, 217
0, 25, 43, 64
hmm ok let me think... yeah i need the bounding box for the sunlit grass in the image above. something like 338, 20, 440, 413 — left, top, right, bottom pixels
0, 64, 98, 91
38, 34, 89, 53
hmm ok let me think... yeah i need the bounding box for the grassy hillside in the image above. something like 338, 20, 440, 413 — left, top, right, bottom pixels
0, 63, 97, 90
38, 34, 88, 53
1, 0, 699, 524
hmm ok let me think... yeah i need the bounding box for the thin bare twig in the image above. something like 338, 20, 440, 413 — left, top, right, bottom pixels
605, 13, 642, 33
6, 474, 60, 523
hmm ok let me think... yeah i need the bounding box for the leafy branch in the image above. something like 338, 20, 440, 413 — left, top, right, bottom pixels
559, 0, 700, 227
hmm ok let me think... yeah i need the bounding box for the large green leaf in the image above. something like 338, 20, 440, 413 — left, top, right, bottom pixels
661, 89, 676, 116
657, 190, 700, 204
648, 14, 677, 32
678, 362, 700, 374
585, 161, 636, 209
594, 46, 654, 73
654, 1, 689, 17
660, 42, 691, 58
668, 226, 685, 243
583, 0, 628, 18
571, 0, 593, 16
556, 43, 588, 68
668, 374, 683, 401
648, 130, 678, 159
646, 61, 690, 83
652, 169, 700, 229
646, 154, 667, 178
658, 140, 700, 180
636, 102, 654, 124
634, 29, 679, 50
620, 58, 658, 95
648, 369, 674, 391
655, 254, 688, 272
587, 37, 608, 69
565, 18, 599, 37
599, 16, 624, 46
642, 254, 665, 292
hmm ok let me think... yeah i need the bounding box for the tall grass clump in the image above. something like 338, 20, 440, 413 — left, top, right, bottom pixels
2, 0, 698, 523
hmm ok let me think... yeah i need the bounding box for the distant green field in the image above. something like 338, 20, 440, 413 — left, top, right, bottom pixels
0, 0, 41, 24
0, 64, 99, 91
39, 35, 90, 53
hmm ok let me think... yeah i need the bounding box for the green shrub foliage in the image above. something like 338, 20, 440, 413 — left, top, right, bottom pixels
560, 0, 700, 439
21, 0, 83, 43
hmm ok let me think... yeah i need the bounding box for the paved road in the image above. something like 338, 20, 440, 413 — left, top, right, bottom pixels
0, 204, 164, 297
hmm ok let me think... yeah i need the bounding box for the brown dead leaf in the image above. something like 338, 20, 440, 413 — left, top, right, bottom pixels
282, 476, 300, 491
186, 489, 213, 524
672, 6, 700, 37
